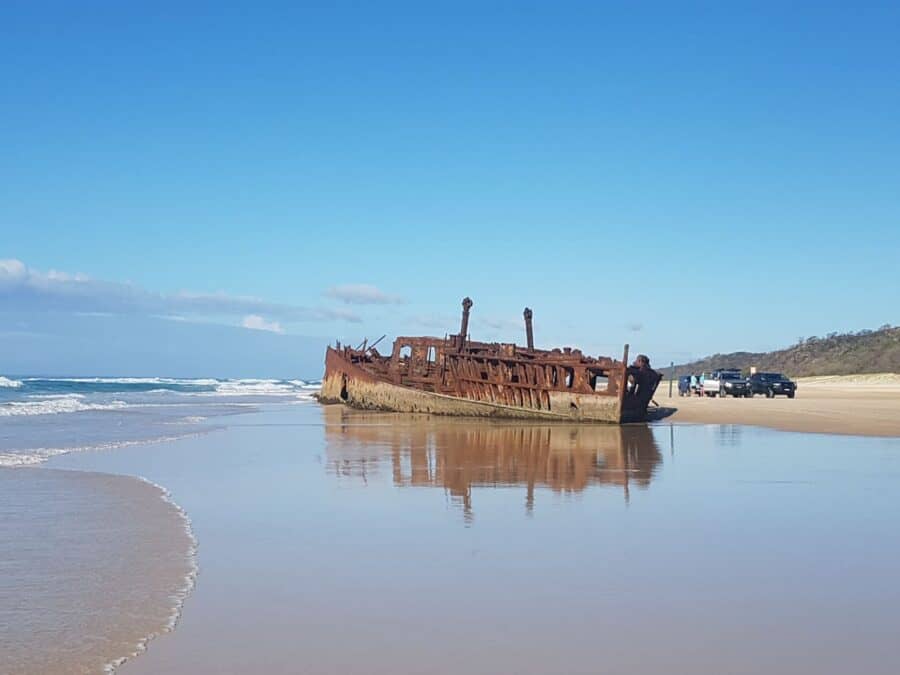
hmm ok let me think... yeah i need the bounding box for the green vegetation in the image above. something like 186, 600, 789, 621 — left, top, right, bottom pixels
675, 325, 900, 378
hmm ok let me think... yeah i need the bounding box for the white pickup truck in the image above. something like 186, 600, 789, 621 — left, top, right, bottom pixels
700, 369, 747, 397
699, 372, 720, 396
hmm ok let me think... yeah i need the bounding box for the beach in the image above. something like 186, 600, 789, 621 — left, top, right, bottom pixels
655, 375, 900, 437
0, 468, 195, 674
6, 4, 899, 673
31, 400, 900, 675
0, 378, 317, 674
2, 379, 900, 673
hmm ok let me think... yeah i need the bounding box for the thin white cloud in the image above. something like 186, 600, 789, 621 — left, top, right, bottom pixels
408, 314, 457, 331
242, 314, 284, 334
0, 259, 26, 280
0, 258, 361, 324
406, 314, 526, 340
477, 317, 522, 332
324, 284, 404, 305
152, 314, 189, 322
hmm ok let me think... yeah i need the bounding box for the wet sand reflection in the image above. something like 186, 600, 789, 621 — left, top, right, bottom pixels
323, 407, 661, 517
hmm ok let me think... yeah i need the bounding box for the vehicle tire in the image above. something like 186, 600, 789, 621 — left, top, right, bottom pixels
787, 392, 795, 399
745, 392, 752, 398
766, 388, 774, 398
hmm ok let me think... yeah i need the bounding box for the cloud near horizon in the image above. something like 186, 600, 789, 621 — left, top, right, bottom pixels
241, 314, 284, 333
0, 258, 361, 327
324, 284, 404, 305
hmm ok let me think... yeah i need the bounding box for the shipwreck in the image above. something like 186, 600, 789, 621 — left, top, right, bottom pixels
320, 298, 661, 423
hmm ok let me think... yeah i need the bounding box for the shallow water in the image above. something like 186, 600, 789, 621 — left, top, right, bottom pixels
40, 404, 900, 675
0, 468, 195, 675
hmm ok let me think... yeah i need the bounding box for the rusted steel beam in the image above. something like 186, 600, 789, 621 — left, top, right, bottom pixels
618, 343, 630, 411
524, 307, 534, 350
459, 297, 473, 345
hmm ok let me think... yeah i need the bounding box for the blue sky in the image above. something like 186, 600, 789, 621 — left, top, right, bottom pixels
2, 1, 899, 376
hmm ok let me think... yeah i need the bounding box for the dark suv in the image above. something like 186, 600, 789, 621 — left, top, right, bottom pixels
747, 372, 796, 398
718, 371, 750, 398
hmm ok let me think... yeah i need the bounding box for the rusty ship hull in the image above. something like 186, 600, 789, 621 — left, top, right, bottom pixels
319, 298, 660, 424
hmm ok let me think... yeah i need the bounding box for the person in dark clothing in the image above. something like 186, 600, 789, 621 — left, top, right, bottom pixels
626, 354, 662, 407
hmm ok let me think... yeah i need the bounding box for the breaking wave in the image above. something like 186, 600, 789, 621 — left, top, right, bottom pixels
0, 396, 129, 417
0, 375, 321, 464
0, 432, 209, 467
1, 377, 321, 409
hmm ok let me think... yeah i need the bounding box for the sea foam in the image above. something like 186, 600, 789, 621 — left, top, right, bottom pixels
0, 432, 211, 467
0, 396, 128, 417
102, 475, 200, 674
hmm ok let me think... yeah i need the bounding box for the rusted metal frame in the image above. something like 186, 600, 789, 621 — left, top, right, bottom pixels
451, 374, 613, 397
450, 375, 548, 393
458, 297, 473, 351
617, 343, 630, 414
453, 375, 542, 391
524, 308, 534, 350
327, 297, 652, 423
444, 354, 608, 395
460, 352, 618, 369
403, 375, 443, 384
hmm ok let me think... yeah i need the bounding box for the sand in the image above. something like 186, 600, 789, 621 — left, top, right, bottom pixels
654, 377, 900, 437
0, 468, 195, 675
11, 375, 898, 674
42, 404, 900, 675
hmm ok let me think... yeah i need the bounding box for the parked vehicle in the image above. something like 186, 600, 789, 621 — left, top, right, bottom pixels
678, 375, 692, 396
699, 371, 720, 396
718, 371, 750, 398
747, 372, 796, 398
701, 369, 743, 397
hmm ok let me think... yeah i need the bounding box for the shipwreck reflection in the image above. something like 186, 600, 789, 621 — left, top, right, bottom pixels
323, 407, 662, 517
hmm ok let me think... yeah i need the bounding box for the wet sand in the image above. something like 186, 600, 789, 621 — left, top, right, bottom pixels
656, 380, 900, 436
0, 468, 195, 675
44, 403, 900, 675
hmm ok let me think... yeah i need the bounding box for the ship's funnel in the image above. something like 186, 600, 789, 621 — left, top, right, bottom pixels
459, 297, 473, 342
524, 307, 534, 350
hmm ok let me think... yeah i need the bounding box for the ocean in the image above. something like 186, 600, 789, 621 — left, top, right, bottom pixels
0, 375, 321, 466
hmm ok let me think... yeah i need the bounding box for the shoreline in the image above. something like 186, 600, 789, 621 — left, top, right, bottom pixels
42, 403, 900, 675
652, 380, 900, 437
0, 465, 197, 675
7, 386, 897, 672
103, 474, 199, 674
